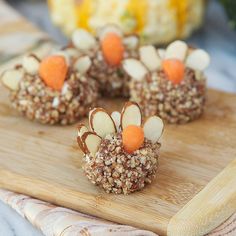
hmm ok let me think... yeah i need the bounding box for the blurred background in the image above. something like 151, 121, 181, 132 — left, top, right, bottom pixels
5, 0, 236, 44
3, 0, 236, 92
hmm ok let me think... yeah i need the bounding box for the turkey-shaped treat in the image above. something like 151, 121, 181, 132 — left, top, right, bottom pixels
1, 53, 98, 125
123, 40, 210, 124
71, 24, 139, 97
77, 102, 164, 194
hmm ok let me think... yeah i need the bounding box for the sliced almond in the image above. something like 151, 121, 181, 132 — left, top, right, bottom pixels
81, 132, 102, 157
98, 24, 123, 40
72, 29, 96, 51
139, 45, 161, 71
22, 54, 40, 75
121, 101, 142, 130
89, 108, 117, 138
1, 69, 23, 91
111, 111, 121, 130
89, 108, 96, 121
122, 59, 148, 80
77, 124, 88, 152
186, 49, 210, 71
165, 40, 188, 61
157, 48, 166, 59
77, 136, 85, 153
78, 124, 89, 137
143, 116, 164, 143
123, 35, 139, 49
74, 55, 92, 74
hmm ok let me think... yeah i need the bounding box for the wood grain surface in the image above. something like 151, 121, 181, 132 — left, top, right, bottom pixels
0, 86, 235, 235
168, 158, 236, 236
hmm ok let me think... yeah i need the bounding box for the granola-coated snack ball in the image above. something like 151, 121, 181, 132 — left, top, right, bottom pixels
1, 54, 98, 125
123, 41, 210, 124
77, 102, 164, 194
71, 24, 139, 97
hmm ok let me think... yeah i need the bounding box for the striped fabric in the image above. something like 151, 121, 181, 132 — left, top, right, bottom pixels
0, 189, 235, 236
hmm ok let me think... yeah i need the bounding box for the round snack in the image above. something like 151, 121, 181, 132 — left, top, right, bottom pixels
123, 41, 210, 124
77, 102, 164, 194
1, 53, 98, 125
71, 24, 139, 97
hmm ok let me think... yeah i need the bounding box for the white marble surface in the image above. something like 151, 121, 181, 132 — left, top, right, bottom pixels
1, 0, 236, 235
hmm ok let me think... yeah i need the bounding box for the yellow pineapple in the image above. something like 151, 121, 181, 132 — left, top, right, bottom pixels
48, 0, 205, 44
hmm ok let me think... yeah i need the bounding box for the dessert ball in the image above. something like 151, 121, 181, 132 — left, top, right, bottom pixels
1, 53, 98, 125
77, 102, 164, 194
123, 41, 210, 124
71, 24, 139, 97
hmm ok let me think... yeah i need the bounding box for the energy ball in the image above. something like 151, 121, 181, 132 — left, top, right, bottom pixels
123, 41, 210, 124
77, 102, 164, 194
71, 24, 139, 97
1, 53, 98, 125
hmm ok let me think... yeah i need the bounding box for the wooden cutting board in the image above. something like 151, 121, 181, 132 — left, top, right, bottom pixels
0, 86, 236, 236
0, 2, 236, 236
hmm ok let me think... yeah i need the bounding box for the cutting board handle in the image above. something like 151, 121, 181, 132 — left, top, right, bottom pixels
167, 158, 236, 236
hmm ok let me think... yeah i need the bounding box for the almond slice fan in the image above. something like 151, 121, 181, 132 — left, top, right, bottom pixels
143, 116, 164, 143
77, 124, 89, 152
121, 102, 142, 130
89, 108, 117, 138
81, 132, 102, 157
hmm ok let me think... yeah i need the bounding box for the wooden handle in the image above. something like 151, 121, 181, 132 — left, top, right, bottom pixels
167, 158, 236, 236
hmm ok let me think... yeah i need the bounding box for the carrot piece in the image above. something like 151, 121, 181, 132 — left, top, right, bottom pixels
101, 32, 124, 66
162, 59, 185, 84
39, 55, 68, 90
122, 125, 144, 153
